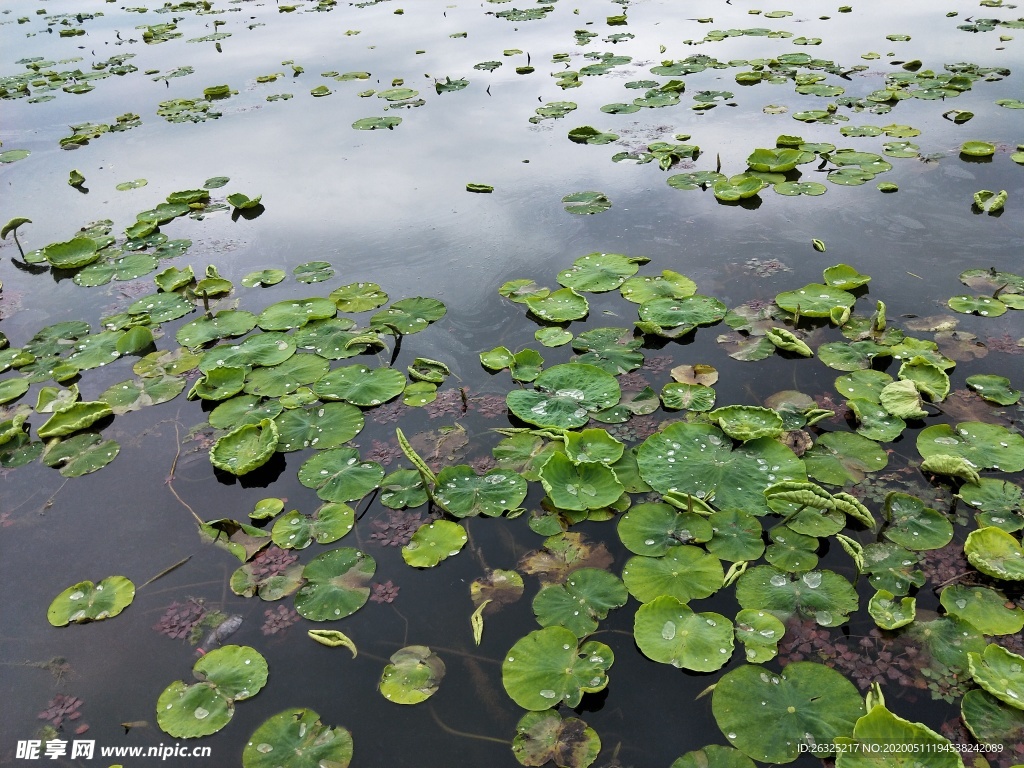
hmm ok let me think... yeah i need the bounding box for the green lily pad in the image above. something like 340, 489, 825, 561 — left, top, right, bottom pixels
961, 689, 1024, 751
966, 374, 1021, 405
561, 191, 612, 215
242, 709, 352, 768
380, 469, 428, 510
313, 365, 405, 406
200, 334, 296, 372
941, 584, 1024, 634
747, 147, 811, 172
667, 171, 727, 190
502, 627, 613, 710
258, 298, 337, 331
227, 192, 262, 210
948, 294, 1007, 317
735, 566, 858, 626
293, 320, 381, 360
99, 375, 186, 415
47, 575, 135, 625
638, 295, 727, 337
898, 356, 950, 402
556, 253, 646, 293
507, 364, 619, 430
862, 542, 924, 595
533, 568, 627, 637
43, 237, 101, 269
878, 379, 927, 419
883, 492, 953, 551
38, 402, 113, 439
918, 422, 1024, 472
707, 510, 765, 562
274, 403, 363, 452
177, 311, 258, 347
637, 422, 806, 516
965, 527, 1024, 580
623, 545, 724, 604
822, 264, 872, 290
634, 595, 733, 672
804, 432, 889, 486
401, 520, 467, 567
713, 176, 766, 201
0, 377, 30, 405
243, 355, 329, 398
734, 609, 785, 663
189, 367, 246, 402
776, 284, 856, 317
710, 406, 784, 441
661, 383, 716, 411
819, 342, 892, 372
156, 645, 268, 738
834, 705, 962, 767
617, 503, 713, 556
525, 288, 589, 323
379, 645, 445, 704
961, 140, 996, 157
370, 297, 446, 334
539, 453, 624, 511
764, 328, 813, 356
958, 479, 1024, 531
619, 272, 697, 307
293, 261, 334, 284
298, 448, 384, 502
512, 710, 601, 768
210, 419, 279, 475
433, 465, 527, 517
272, 504, 354, 550
713, 662, 864, 763
294, 548, 374, 621
969, 644, 1024, 710
868, 589, 916, 629
42, 433, 120, 477
241, 269, 286, 288
353, 116, 402, 130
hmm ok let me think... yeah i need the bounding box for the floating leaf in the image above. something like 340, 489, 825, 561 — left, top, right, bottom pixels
295, 548, 374, 621
512, 710, 601, 768
402, 520, 467, 567
242, 709, 352, 768
634, 595, 733, 672
502, 627, 613, 710
48, 576, 135, 626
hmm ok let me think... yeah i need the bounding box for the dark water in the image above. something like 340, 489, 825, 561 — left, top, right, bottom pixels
1, 0, 1023, 765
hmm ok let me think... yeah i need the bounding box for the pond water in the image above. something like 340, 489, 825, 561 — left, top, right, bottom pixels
1, 0, 1024, 766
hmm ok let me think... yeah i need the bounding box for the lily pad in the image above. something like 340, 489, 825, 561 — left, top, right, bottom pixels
433, 465, 527, 517
940, 584, 1024, 634
502, 627, 613, 710
379, 645, 446, 704
370, 297, 446, 334
557, 253, 646, 293
965, 527, 1024, 580
47, 575, 135, 625
620, 271, 697, 304
969, 644, 1024, 710
634, 595, 734, 671
883, 492, 953, 551
918, 422, 1024, 472
512, 710, 601, 768
958, 479, 1024, 531
272, 504, 354, 550
735, 566, 858, 626
241, 269, 286, 288
313, 365, 406, 406
294, 548, 374, 621
331, 282, 389, 313
868, 589, 916, 629
712, 662, 864, 763
42, 433, 120, 477
775, 284, 856, 317
834, 705, 962, 767
298, 448, 384, 502
961, 689, 1024, 750
623, 545, 724, 604
710, 406, 784, 441
507, 364, 619, 430
561, 191, 612, 215
533, 568, 628, 637
401, 520, 467, 567
965, 374, 1020, 405
538, 452, 624, 511
242, 709, 352, 768
274, 403, 363, 452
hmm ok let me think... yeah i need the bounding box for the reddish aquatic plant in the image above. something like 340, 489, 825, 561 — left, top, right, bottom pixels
248, 546, 299, 580
261, 605, 299, 635
424, 388, 466, 419
470, 394, 508, 418
370, 510, 427, 547
365, 439, 401, 466
153, 598, 207, 640
37, 695, 83, 729
370, 580, 400, 604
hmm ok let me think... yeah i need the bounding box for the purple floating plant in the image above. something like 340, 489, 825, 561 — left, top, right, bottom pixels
370, 510, 427, 547
470, 394, 508, 419
261, 605, 299, 636
365, 439, 402, 467
153, 598, 207, 640
424, 388, 465, 419
37, 695, 83, 729
370, 580, 400, 604
248, 546, 299, 580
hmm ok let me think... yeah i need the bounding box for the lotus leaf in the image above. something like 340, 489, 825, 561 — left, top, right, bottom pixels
713, 176, 766, 201
918, 422, 1024, 472
706, 510, 764, 562
804, 431, 888, 485
209, 395, 284, 430
99, 376, 185, 414
960, 689, 1024, 751
571, 328, 643, 375
661, 383, 716, 411
257, 298, 336, 331
177, 311, 258, 347
736, 566, 857, 626
948, 294, 1007, 316
533, 568, 627, 637
0, 377, 30, 405
764, 327, 813, 356
507, 364, 619, 430
556, 253, 646, 293
512, 709, 601, 768
370, 297, 446, 334
710, 406, 784, 441
638, 295, 727, 336
200, 334, 296, 372
241, 269, 286, 288
535, 327, 573, 347
822, 264, 872, 290
226, 193, 261, 210
765, 525, 821, 571
634, 596, 733, 672
499, 280, 550, 304
538, 453, 624, 511
293, 319, 381, 360
294, 548, 374, 620
833, 705, 963, 767
189, 367, 246, 401
966, 374, 1020, 405
525, 288, 589, 323
775, 284, 856, 317
637, 422, 806, 515
380, 469, 428, 510
958, 479, 1024, 531
433, 465, 527, 517
509, 349, 544, 381
940, 584, 1024, 634
48, 575, 135, 625
861, 542, 924, 595
74, 253, 159, 287
127, 292, 194, 323
298, 447, 383, 502
712, 662, 864, 763
115, 326, 156, 356
964, 527, 1024, 580
835, 370, 892, 402
882, 492, 953, 551
746, 147, 810, 172
37, 401, 112, 439
898, 356, 949, 402
667, 171, 727, 190
379, 645, 445, 705
968, 644, 1024, 711
623, 545, 724, 604
43, 237, 101, 269
42, 433, 120, 477
734, 609, 784, 663
848, 398, 905, 441
481, 347, 514, 371
272, 504, 353, 550
401, 520, 467, 567
867, 589, 916, 629
878, 379, 927, 419
251, 498, 285, 520
561, 191, 612, 215
242, 708, 352, 768
274, 403, 363, 452
818, 341, 892, 372
231, 557, 302, 601
243, 355, 329, 398
157, 645, 268, 738
620, 271, 697, 304
313, 365, 405, 407
563, 429, 623, 465
502, 627, 613, 710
